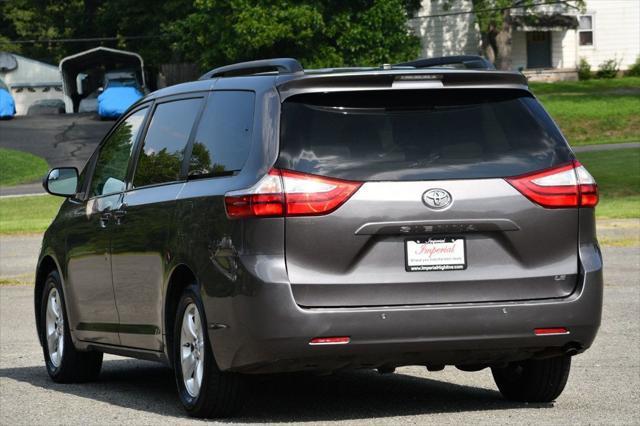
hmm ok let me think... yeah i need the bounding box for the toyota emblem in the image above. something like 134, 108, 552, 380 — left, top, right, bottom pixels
422, 189, 452, 210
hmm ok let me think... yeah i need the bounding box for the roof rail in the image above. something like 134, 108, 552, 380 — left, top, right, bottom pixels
395, 55, 495, 70
199, 58, 303, 80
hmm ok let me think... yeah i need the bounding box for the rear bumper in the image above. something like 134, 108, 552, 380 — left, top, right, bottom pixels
205, 243, 603, 373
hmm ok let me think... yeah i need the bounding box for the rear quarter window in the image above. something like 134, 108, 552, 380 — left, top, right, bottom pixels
188, 91, 255, 178
277, 89, 573, 181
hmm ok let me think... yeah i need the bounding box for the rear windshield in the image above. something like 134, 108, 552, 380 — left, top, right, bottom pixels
277, 90, 573, 181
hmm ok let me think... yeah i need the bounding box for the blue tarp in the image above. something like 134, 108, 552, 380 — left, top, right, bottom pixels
97, 86, 143, 119
0, 88, 16, 118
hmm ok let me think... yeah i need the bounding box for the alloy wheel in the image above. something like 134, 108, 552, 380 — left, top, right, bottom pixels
45, 288, 65, 367
180, 303, 205, 398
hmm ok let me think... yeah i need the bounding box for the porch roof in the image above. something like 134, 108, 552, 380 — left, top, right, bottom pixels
513, 13, 579, 31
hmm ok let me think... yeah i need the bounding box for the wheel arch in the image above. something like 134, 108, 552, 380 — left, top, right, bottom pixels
34, 255, 62, 347
164, 263, 198, 368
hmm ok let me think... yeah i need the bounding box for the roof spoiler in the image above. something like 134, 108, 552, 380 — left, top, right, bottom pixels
395, 55, 495, 70
199, 58, 303, 80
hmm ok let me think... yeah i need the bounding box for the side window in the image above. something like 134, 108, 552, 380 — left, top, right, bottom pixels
89, 107, 148, 197
578, 15, 594, 46
133, 98, 202, 188
188, 91, 255, 178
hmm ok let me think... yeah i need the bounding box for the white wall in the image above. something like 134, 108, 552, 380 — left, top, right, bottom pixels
512, 31, 527, 69
410, 0, 481, 58
553, 30, 577, 69
578, 0, 640, 70
413, 0, 640, 71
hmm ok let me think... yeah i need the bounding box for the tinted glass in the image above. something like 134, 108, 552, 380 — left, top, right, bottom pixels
188, 91, 255, 178
278, 90, 573, 181
133, 98, 202, 187
89, 107, 147, 197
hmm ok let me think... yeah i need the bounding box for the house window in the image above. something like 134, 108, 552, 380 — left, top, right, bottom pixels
579, 15, 593, 46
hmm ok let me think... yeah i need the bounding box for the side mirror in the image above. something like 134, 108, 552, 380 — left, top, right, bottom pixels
43, 167, 79, 197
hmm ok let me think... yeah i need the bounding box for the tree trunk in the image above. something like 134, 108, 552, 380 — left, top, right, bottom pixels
480, 31, 496, 63
494, 9, 513, 70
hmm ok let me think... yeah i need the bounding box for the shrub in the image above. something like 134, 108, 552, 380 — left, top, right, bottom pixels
578, 58, 592, 80
596, 58, 620, 79
627, 56, 640, 77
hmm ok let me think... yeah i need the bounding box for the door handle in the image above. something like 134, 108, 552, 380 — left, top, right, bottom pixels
113, 202, 127, 225
113, 209, 126, 225
99, 212, 112, 228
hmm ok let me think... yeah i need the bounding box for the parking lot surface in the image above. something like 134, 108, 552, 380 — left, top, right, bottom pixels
0, 225, 638, 425
0, 114, 110, 171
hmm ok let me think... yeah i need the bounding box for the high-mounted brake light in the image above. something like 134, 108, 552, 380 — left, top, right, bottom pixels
224, 169, 362, 219
506, 161, 598, 208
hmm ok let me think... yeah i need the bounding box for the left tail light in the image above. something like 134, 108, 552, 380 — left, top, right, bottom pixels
506, 160, 598, 208
224, 169, 362, 219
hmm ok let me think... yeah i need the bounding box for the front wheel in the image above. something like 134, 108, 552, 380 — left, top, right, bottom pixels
491, 355, 571, 403
40, 271, 103, 383
173, 285, 244, 418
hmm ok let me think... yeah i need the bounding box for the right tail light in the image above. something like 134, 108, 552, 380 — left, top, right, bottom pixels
506, 160, 598, 208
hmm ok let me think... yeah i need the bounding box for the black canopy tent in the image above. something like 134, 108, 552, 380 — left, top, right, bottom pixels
59, 47, 145, 113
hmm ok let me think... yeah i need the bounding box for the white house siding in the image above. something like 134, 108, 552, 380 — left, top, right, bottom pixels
413, 0, 639, 72
512, 31, 528, 69
410, 0, 481, 58
554, 30, 577, 69
578, 0, 640, 70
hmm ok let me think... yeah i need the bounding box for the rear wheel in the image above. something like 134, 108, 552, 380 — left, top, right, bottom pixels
491, 355, 571, 403
173, 285, 244, 418
40, 271, 103, 383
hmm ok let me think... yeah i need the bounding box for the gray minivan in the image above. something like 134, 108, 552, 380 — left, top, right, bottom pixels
36, 57, 603, 418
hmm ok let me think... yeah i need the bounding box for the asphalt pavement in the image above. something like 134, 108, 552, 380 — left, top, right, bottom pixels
0, 221, 638, 425
0, 114, 112, 196
0, 234, 42, 284
0, 114, 111, 170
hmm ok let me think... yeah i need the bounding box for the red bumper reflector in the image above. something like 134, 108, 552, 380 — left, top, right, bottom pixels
534, 327, 569, 335
309, 336, 350, 345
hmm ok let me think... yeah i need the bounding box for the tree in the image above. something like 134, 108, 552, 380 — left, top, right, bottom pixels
1, 0, 421, 71
0, 0, 193, 66
457, 0, 585, 70
165, 0, 421, 69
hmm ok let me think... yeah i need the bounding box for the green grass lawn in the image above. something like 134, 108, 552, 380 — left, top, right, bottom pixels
0, 148, 49, 187
530, 77, 640, 146
576, 148, 640, 219
0, 195, 62, 234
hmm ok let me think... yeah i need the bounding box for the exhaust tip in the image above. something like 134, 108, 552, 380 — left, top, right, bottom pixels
564, 343, 582, 356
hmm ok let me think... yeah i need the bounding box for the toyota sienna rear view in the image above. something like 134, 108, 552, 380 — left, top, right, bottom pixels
35, 57, 602, 418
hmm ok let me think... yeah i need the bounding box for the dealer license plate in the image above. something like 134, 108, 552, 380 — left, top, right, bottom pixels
405, 237, 466, 272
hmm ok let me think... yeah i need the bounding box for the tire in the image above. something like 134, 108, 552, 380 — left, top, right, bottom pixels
40, 271, 103, 383
491, 355, 571, 403
173, 285, 244, 418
